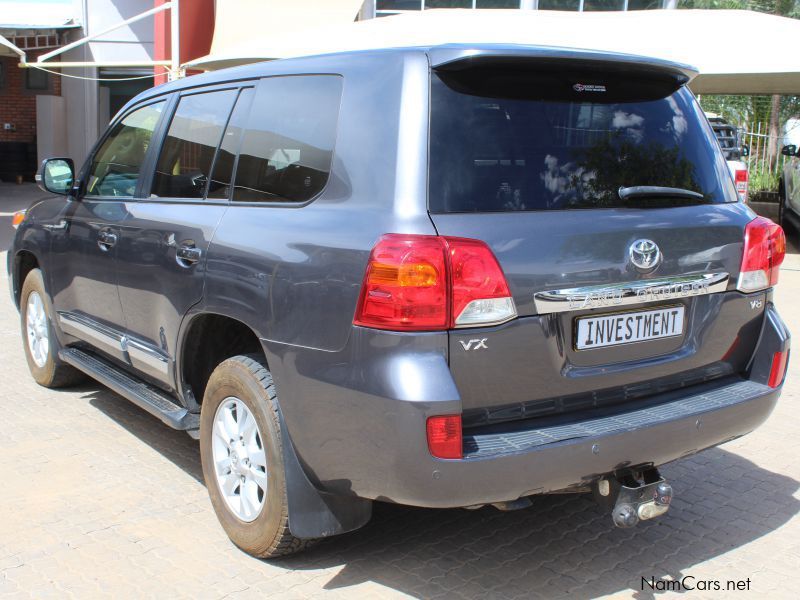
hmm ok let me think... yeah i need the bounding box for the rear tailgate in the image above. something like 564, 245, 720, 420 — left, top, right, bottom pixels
427, 58, 763, 426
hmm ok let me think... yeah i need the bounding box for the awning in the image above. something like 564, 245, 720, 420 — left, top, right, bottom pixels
193, 0, 364, 70
186, 9, 800, 95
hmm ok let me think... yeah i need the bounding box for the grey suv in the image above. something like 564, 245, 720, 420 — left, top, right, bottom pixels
10, 45, 790, 558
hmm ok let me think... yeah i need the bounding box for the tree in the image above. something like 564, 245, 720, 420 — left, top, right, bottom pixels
682, 0, 800, 171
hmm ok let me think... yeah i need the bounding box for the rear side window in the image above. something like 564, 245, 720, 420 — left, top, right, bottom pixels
232, 75, 343, 203
151, 89, 238, 199
207, 88, 254, 200
85, 101, 165, 198
429, 67, 737, 213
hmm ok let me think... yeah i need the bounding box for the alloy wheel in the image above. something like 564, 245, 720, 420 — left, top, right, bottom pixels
211, 397, 268, 522
26, 291, 49, 368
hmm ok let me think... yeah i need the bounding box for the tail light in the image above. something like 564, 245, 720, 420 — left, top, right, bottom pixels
734, 169, 748, 203
426, 415, 462, 459
448, 237, 516, 327
354, 234, 516, 331
737, 217, 785, 293
768, 350, 789, 388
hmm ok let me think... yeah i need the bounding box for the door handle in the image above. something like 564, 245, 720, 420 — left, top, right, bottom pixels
176, 244, 202, 267
97, 230, 117, 251
42, 219, 67, 231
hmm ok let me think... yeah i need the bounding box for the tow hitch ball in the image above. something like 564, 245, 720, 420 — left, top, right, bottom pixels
593, 468, 673, 528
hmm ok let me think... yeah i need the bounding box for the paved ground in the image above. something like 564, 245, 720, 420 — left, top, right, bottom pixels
0, 184, 798, 598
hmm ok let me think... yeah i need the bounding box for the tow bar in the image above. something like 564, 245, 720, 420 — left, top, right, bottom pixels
593, 467, 673, 528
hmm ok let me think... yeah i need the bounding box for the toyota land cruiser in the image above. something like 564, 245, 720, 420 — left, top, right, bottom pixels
10, 45, 789, 558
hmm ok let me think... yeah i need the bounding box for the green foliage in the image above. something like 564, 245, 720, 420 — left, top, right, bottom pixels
749, 164, 783, 193
677, 0, 798, 16
698, 95, 800, 132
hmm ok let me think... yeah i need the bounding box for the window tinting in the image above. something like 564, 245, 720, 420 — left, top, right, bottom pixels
476, 0, 521, 7
429, 70, 737, 213
207, 88, 254, 200
151, 89, 238, 199
537, 0, 580, 9
583, 0, 625, 10
426, 0, 471, 8
627, 0, 662, 9
86, 101, 165, 198
377, 0, 421, 9
25, 68, 49, 91
232, 75, 343, 203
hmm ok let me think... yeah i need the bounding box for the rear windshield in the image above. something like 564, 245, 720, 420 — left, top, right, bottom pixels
429, 68, 737, 213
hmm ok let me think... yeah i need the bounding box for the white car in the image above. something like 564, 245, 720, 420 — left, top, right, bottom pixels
779, 143, 799, 226
706, 114, 749, 203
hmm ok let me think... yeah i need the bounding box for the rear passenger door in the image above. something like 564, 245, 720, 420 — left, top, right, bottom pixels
114, 85, 254, 389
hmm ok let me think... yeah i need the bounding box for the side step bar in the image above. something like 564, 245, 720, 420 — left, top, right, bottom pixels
59, 347, 199, 432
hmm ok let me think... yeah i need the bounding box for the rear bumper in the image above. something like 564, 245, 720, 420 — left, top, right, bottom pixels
264, 303, 789, 509
445, 378, 778, 505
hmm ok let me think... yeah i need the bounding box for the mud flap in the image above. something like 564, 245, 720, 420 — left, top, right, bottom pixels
276, 406, 372, 539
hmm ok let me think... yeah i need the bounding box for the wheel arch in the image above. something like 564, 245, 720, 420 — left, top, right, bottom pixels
12, 249, 41, 309
176, 311, 266, 407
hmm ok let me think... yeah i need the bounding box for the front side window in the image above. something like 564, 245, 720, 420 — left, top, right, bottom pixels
232, 75, 343, 203
85, 101, 165, 198
151, 89, 238, 199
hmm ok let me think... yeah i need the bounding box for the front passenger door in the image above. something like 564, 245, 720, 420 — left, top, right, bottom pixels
49, 101, 166, 363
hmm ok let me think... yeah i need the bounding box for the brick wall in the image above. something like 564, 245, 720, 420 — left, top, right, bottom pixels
0, 51, 61, 144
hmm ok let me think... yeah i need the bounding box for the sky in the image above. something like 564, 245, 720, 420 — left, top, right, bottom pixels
0, 0, 73, 4
0, 0, 77, 27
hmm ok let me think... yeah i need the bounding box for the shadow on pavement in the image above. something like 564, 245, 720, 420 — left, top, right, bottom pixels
82, 382, 800, 599
84, 385, 203, 482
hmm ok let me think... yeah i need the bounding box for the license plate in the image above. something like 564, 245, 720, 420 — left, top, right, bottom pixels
575, 306, 685, 350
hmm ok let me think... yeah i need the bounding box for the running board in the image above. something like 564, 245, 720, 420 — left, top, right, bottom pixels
59, 347, 199, 431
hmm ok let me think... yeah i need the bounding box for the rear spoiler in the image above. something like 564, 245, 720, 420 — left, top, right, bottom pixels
428, 44, 697, 88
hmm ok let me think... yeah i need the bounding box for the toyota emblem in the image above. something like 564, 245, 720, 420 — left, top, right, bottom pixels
629, 239, 662, 272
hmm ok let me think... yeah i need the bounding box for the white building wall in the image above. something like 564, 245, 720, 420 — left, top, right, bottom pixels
57, 0, 154, 165
35, 95, 67, 165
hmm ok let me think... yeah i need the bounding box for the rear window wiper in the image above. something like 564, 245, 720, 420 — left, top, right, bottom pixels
618, 186, 705, 201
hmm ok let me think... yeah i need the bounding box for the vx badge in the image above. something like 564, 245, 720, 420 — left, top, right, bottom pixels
460, 338, 488, 351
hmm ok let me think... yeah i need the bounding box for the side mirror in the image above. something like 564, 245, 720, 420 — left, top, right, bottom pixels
36, 158, 75, 196
740, 144, 750, 158
781, 144, 797, 157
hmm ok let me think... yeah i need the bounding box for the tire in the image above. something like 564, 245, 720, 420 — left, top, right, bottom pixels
20, 269, 85, 388
199, 354, 311, 558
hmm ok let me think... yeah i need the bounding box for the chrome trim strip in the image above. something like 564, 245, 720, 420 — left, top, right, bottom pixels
58, 312, 169, 377
533, 272, 729, 315
58, 311, 122, 352
127, 338, 169, 376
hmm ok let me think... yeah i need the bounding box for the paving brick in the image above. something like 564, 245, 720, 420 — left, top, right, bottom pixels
0, 192, 798, 598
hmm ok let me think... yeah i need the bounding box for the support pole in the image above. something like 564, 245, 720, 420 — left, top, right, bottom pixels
170, 0, 182, 81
